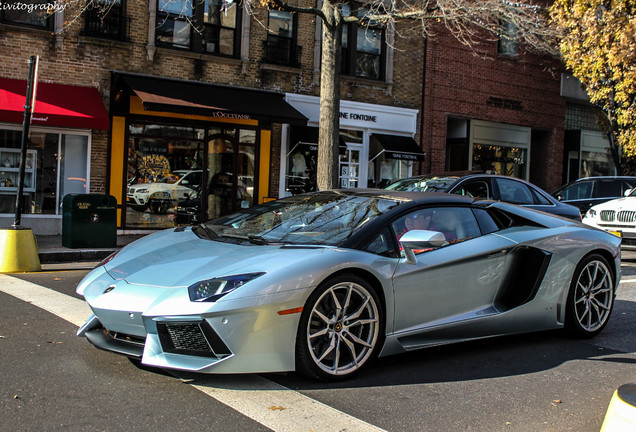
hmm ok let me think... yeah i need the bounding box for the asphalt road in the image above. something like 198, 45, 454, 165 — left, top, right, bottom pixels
2, 259, 636, 432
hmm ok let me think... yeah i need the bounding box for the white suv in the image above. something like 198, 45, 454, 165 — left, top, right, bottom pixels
127, 170, 202, 214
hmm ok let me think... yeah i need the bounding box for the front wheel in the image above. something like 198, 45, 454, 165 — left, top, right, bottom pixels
565, 254, 615, 338
296, 274, 383, 380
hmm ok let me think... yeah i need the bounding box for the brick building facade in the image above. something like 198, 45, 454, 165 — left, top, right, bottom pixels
0, 2, 610, 234
419, 26, 612, 193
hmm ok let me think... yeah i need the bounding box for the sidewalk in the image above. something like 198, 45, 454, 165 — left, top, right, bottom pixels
35, 233, 148, 270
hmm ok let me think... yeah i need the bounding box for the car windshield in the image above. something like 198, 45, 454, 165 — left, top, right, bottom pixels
385, 176, 458, 192
197, 193, 403, 245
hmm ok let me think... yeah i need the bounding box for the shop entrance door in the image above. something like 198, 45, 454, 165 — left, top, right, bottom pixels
207, 135, 234, 220
206, 131, 257, 220
339, 143, 363, 188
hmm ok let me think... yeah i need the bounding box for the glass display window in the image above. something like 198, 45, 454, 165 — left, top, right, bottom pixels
126, 123, 205, 228
125, 122, 257, 228
0, 127, 90, 215
472, 144, 527, 178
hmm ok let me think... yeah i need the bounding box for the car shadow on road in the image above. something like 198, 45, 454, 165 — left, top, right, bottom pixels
265, 331, 631, 391
121, 299, 636, 392
264, 297, 636, 390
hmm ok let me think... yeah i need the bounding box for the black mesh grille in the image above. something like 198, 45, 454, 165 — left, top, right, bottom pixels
166, 323, 212, 353
157, 320, 231, 358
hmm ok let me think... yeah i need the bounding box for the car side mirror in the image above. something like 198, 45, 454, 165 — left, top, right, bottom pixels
181, 179, 189, 185
399, 230, 446, 264
556, 195, 563, 201
625, 189, 633, 197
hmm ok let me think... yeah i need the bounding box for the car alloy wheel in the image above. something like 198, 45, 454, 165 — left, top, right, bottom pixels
296, 274, 382, 380
566, 254, 614, 337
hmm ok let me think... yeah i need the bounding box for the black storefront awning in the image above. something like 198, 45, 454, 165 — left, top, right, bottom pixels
115, 73, 307, 126
290, 126, 347, 151
372, 133, 425, 161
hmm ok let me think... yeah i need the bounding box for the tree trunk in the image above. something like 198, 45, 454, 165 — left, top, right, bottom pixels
316, 0, 342, 190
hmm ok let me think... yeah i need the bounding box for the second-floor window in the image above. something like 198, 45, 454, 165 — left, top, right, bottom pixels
156, 0, 241, 57
264, 10, 300, 67
341, 5, 385, 80
1, 0, 53, 29
498, 21, 517, 57
84, 0, 128, 40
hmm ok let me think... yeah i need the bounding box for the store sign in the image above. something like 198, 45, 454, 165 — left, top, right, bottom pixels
213, 112, 252, 120
340, 112, 377, 122
486, 97, 523, 111
386, 151, 422, 161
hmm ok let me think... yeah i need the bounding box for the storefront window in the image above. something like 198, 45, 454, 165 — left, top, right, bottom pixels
472, 144, 527, 178
0, 127, 89, 215
126, 123, 204, 228
580, 150, 613, 177
125, 122, 257, 228
286, 141, 317, 195
367, 138, 410, 188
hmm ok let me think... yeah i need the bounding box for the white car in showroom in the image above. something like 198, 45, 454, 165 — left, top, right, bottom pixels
582, 188, 636, 249
127, 170, 202, 214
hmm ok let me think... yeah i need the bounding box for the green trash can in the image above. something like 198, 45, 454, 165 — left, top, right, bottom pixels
62, 194, 117, 248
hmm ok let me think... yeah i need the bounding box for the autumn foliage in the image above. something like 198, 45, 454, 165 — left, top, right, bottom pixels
551, 0, 636, 161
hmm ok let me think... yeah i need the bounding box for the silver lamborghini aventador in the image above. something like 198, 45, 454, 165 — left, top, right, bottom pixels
76, 190, 621, 380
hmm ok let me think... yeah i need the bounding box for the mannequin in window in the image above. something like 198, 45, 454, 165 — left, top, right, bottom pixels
291, 152, 306, 176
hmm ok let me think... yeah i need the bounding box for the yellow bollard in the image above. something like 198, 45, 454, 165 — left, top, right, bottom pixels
0, 227, 41, 273
600, 384, 636, 432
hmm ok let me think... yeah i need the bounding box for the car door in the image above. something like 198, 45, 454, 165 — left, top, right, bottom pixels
391, 206, 516, 336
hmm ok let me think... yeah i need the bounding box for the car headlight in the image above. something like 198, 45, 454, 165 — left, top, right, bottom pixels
585, 209, 596, 218
136, 188, 149, 194
188, 272, 265, 302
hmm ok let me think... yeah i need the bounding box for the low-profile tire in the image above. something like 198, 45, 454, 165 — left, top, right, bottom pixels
564, 254, 615, 338
296, 274, 384, 381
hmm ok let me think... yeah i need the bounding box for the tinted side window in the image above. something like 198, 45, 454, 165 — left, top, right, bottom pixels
472, 208, 500, 234
453, 180, 492, 198
530, 188, 552, 205
362, 227, 397, 257
622, 180, 636, 194
496, 178, 534, 205
560, 182, 593, 200
594, 181, 621, 198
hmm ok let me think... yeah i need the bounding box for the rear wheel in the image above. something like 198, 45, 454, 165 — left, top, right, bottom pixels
565, 254, 614, 338
296, 274, 383, 380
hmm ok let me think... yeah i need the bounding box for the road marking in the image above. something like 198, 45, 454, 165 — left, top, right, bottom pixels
0, 275, 386, 432
0, 275, 90, 326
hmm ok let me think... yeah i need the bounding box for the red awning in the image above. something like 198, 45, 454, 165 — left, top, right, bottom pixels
0, 77, 109, 130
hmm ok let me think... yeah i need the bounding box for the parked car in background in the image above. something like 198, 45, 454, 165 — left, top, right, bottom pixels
582, 188, 636, 249
385, 173, 581, 220
552, 176, 636, 216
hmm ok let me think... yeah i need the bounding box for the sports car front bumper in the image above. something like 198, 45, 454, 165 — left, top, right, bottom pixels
77, 267, 308, 374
